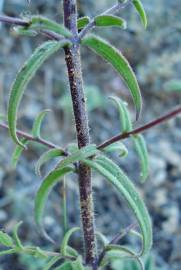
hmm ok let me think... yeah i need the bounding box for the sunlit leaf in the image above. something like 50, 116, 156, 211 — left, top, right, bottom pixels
35, 148, 65, 176
11, 138, 29, 168
8, 40, 70, 147
103, 141, 128, 157
30, 16, 72, 37
110, 96, 132, 132
82, 35, 142, 119
77, 16, 90, 30
34, 166, 73, 238
12, 221, 24, 249
132, 0, 147, 28
56, 144, 98, 169
84, 155, 152, 256
61, 227, 80, 257
0, 231, 14, 247
132, 134, 149, 182
100, 245, 144, 270
95, 15, 127, 29
32, 109, 50, 138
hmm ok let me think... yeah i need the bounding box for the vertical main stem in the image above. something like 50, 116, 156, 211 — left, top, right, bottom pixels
63, 0, 97, 268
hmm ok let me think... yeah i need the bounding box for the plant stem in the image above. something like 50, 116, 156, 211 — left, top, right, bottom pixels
63, 0, 97, 268
0, 122, 66, 152
98, 105, 181, 149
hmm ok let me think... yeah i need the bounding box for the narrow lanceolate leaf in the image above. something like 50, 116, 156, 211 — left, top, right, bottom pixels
101, 245, 144, 270
77, 16, 90, 30
8, 40, 70, 147
35, 149, 65, 176
132, 135, 149, 182
71, 257, 85, 270
0, 231, 14, 247
110, 96, 149, 182
54, 262, 73, 270
11, 138, 29, 168
43, 257, 61, 270
84, 156, 152, 256
30, 16, 72, 37
96, 231, 109, 247
32, 109, 50, 138
95, 15, 127, 29
34, 167, 73, 235
61, 227, 80, 257
56, 144, 98, 169
103, 142, 128, 157
12, 221, 24, 249
82, 35, 142, 119
110, 96, 132, 132
13, 26, 37, 37
132, 0, 147, 28
0, 249, 16, 257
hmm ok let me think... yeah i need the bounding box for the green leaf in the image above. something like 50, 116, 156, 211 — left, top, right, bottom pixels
103, 142, 128, 157
101, 245, 144, 270
71, 256, 85, 270
35, 148, 65, 176
0, 249, 16, 257
132, 0, 147, 28
96, 231, 109, 247
95, 15, 127, 29
61, 227, 80, 257
77, 16, 90, 30
34, 166, 73, 237
8, 40, 70, 147
84, 155, 152, 256
0, 231, 14, 247
56, 144, 98, 169
30, 16, 72, 38
43, 257, 62, 270
13, 26, 37, 37
82, 35, 142, 119
32, 109, 50, 138
11, 138, 29, 168
54, 262, 73, 270
12, 221, 24, 249
110, 96, 132, 132
110, 96, 149, 182
132, 135, 149, 182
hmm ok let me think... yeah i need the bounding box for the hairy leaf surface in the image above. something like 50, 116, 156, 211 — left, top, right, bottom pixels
82, 35, 142, 119
8, 40, 70, 147
0, 231, 14, 247
84, 156, 152, 256
95, 15, 126, 29
103, 141, 128, 157
30, 16, 72, 37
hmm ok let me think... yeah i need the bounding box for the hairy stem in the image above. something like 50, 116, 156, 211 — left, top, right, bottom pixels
63, 0, 97, 268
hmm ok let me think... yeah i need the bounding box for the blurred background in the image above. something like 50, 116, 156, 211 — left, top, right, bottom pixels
0, 0, 180, 269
